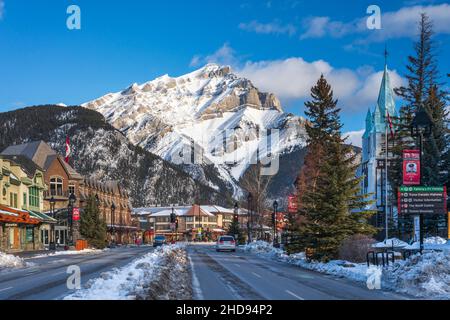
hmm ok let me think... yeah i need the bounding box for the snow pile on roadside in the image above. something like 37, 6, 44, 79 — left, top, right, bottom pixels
30, 248, 106, 259
64, 244, 191, 300
244, 240, 450, 299
424, 237, 448, 245
0, 252, 28, 269
242, 241, 288, 260
383, 251, 450, 299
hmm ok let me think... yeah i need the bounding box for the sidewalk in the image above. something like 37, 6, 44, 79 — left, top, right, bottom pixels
12, 248, 65, 259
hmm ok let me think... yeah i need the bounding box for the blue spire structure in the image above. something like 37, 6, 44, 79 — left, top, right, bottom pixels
377, 65, 397, 118
373, 64, 397, 132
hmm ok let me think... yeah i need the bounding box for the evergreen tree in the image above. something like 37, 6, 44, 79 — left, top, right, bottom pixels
390, 13, 449, 236
287, 75, 376, 262
228, 219, 245, 245
80, 196, 107, 249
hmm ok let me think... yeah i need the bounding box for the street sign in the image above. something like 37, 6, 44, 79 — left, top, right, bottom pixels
402, 150, 421, 185
72, 207, 80, 221
398, 186, 447, 215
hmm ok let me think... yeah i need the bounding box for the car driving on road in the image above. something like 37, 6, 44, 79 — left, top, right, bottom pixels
216, 235, 236, 252
153, 235, 167, 248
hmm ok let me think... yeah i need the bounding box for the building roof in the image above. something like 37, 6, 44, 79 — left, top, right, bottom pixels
0, 154, 44, 179
149, 208, 190, 217
201, 205, 234, 214
1, 140, 82, 180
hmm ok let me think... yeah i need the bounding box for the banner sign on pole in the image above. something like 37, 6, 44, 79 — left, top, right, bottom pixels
72, 207, 80, 221
398, 186, 447, 216
403, 150, 421, 185
287, 194, 298, 213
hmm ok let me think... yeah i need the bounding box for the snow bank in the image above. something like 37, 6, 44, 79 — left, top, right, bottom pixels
243, 240, 450, 299
383, 252, 450, 299
0, 252, 28, 269
64, 244, 189, 300
29, 248, 106, 259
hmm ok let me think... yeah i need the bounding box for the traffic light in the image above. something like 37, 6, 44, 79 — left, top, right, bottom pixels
175, 218, 179, 230
170, 211, 176, 224
233, 214, 239, 223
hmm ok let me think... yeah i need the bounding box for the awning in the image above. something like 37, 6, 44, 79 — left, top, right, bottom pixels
28, 210, 57, 224
0, 205, 40, 225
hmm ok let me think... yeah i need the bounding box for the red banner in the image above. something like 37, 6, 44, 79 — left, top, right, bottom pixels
403, 150, 420, 186
72, 207, 80, 221
288, 194, 298, 213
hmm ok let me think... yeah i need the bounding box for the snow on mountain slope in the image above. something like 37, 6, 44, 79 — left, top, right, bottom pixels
83, 64, 307, 197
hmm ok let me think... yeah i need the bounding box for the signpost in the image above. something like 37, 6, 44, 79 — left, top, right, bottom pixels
402, 150, 421, 186
398, 186, 447, 216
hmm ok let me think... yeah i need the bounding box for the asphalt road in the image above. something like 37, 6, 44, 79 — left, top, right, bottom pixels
188, 244, 410, 300
0, 246, 154, 300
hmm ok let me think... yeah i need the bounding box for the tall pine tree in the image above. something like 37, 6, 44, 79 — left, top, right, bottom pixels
391, 13, 449, 235
287, 75, 376, 262
80, 195, 107, 249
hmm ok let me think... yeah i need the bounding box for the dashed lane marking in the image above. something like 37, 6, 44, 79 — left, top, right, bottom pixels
0, 287, 13, 293
286, 290, 305, 300
252, 272, 262, 278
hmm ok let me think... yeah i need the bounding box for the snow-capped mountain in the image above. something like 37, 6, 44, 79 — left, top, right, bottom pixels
83, 64, 308, 197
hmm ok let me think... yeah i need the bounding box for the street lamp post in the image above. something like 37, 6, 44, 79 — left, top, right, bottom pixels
111, 203, 116, 246
68, 193, 76, 247
49, 196, 56, 250
410, 105, 433, 254
247, 193, 253, 244
272, 200, 278, 247
234, 202, 239, 241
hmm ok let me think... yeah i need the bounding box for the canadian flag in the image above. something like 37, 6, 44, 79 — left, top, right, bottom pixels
387, 111, 395, 139
65, 136, 71, 163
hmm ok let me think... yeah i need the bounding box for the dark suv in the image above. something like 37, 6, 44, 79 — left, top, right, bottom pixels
153, 235, 167, 248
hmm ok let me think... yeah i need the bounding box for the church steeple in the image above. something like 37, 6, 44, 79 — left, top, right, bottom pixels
376, 64, 397, 119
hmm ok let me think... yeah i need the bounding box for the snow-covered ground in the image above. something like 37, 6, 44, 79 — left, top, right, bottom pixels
28, 248, 106, 259
64, 244, 191, 300
243, 239, 450, 300
0, 252, 29, 270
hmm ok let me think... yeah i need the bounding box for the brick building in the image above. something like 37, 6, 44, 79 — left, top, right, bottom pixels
79, 178, 137, 244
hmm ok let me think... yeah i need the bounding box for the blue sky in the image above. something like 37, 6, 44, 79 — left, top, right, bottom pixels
0, 0, 449, 135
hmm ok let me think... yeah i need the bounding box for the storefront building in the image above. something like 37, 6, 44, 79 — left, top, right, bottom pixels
0, 155, 55, 252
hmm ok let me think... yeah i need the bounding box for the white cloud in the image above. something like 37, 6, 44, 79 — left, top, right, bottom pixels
237, 57, 405, 111
190, 43, 238, 67
0, 1, 5, 20
344, 130, 365, 148
300, 4, 450, 42
239, 20, 297, 36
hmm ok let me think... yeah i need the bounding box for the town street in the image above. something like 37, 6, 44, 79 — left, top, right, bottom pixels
0, 246, 153, 300
188, 244, 410, 300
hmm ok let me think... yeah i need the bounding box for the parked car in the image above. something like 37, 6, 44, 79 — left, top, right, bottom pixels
216, 236, 236, 252
153, 235, 167, 248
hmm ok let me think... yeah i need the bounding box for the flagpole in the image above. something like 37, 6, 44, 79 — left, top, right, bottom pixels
384, 45, 389, 241
385, 112, 389, 241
